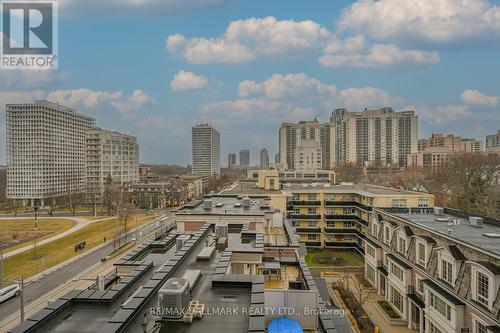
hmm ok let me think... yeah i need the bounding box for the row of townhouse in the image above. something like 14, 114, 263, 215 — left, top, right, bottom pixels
365, 207, 500, 333
283, 182, 434, 252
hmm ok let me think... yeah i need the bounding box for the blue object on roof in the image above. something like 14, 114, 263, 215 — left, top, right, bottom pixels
268, 317, 303, 333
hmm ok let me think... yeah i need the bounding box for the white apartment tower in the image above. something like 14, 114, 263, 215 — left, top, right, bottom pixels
86, 128, 139, 195
331, 107, 418, 167
191, 123, 220, 178
6, 101, 95, 205
259, 148, 269, 169
278, 120, 335, 170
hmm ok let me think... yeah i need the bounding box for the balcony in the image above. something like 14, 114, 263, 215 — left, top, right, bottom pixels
323, 214, 367, 225
295, 227, 322, 233
289, 214, 321, 220
324, 200, 372, 211
289, 200, 322, 207
324, 228, 364, 237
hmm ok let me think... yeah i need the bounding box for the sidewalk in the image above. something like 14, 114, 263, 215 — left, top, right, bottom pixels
361, 295, 414, 333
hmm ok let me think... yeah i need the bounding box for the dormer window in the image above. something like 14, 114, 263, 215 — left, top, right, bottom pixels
417, 242, 427, 267
476, 271, 489, 307
371, 221, 378, 237
470, 262, 498, 310
384, 225, 391, 245
440, 258, 454, 284
397, 235, 406, 254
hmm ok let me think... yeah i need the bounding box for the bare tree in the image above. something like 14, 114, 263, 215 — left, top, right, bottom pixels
337, 272, 378, 307
334, 163, 363, 183
429, 153, 500, 218
390, 166, 428, 192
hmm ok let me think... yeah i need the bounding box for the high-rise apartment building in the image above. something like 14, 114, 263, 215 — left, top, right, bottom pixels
86, 128, 139, 195
6, 101, 95, 205
227, 153, 237, 168
461, 138, 483, 153
239, 149, 250, 168
331, 107, 418, 167
418, 133, 463, 152
259, 148, 269, 169
278, 120, 335, 170
486, 130, 500, 148
191, 123, 220, 178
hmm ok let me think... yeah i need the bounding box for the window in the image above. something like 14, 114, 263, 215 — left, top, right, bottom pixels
344, 221, 354, 228
440, 259, 454, 284
344, 208, 355, 215
326, 221, 335, 228
418, 199, 429, 208
392, 199, 407, 207
430, 292, 451, 321
384, 225, 391, 245
474, 319, 487, 333
391, 262, 403, 281
366, 265, 375, 284
429, 322, 443, 333
307, 234, 316, 240
307, 193, 316, 200
366, 245, 375, 258
307, 208, 317, 214
416, 277, 424, 295
391, 286, 404, 313
398, 236, 406, 254
417, 242, 426, 267
477, 271, 490, 307
371, 221, 378, 237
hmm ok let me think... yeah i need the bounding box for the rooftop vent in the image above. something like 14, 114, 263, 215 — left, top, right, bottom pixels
433, 207, 444, 216
242, 197, 251, 208
340, 182, 354, 187
469, 216, 483, 228
435, 217, 450, 223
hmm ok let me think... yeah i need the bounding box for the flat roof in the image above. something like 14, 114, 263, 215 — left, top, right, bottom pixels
387, 211, 500, 257
282, 182, 432, 197
220, 181, 283, 195
176, 195, 275, 216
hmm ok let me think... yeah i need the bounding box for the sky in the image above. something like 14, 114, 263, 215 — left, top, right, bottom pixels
0, 0, 499, 165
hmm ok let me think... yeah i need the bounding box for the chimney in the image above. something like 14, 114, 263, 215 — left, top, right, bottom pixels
469, 216, 483, 228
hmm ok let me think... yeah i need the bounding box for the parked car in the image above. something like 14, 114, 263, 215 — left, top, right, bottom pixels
0, 284, 20, 303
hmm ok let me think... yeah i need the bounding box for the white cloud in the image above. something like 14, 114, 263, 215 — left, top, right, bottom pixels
460, 89, 500, 107
237, 73, 402, 108
170, 71, 208, 91
337, 0, 500, 43
167, 16, 333, 64
416, 105, 471, 124
0, 70, 70, 89
46, 88, 156, 114
319, 44, 439, 68
60, 0, 230, 16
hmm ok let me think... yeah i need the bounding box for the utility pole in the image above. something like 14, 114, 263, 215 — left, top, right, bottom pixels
20, 277, 25, 323
33, 204, 39, 260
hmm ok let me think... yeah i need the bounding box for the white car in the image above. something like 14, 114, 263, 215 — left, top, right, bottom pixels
0, 284, 20, 303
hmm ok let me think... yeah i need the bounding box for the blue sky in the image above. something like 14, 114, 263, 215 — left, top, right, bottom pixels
1, 0, 499, 165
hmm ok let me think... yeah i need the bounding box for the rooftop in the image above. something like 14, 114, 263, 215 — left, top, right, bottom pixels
282, 182, 432, 197
385, 209, 500, 258
175, 194, 276, 216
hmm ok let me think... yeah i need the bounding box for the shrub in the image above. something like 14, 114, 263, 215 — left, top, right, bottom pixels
377, 300, 400, 319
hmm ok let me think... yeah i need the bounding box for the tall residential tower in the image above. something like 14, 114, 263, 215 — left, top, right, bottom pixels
191, 123, 220, 178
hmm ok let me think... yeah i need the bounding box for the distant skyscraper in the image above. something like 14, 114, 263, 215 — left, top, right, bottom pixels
239, 149, 250, 168
278, 120, 335, 170
274, 153, 279, 163
228, 153, 237, 168
6, 101, 95, 205
331, 107, 418, 167
260, 148, 269, 169
192, 123, 220, 178
486, 130, 500, 148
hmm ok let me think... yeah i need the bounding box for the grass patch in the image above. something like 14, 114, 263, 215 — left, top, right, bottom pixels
2, 215, 155, 283
305, 249, 363, 268
0, 218, 77, 253
377, 300, 401, 319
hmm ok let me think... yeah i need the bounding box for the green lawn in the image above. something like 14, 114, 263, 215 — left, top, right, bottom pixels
2, 214, 156, 283
305, 249, 364, 268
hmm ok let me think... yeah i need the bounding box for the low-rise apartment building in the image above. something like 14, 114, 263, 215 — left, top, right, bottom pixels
364, 207, 500, 333
283, 183, 434, 252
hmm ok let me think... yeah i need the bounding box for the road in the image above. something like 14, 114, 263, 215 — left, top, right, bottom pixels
0, 214, 175, 331
1, 216, 114, 258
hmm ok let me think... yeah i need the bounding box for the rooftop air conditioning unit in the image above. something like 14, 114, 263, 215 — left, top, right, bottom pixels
176, 235, 191, 251
469, 216, 483, 227
433, 207, 444, 216
203, 200, 212, 210
158, 278, 190, 319
242, 197, 251, 208
215, 222, 228, 238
